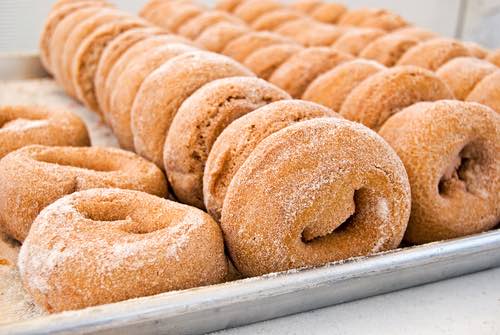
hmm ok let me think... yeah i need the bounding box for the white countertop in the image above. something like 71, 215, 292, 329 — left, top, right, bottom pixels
214, 267, 500, 335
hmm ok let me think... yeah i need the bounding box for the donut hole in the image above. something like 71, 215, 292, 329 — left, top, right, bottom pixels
438, 142, 485, 196
35, 152, 118, 172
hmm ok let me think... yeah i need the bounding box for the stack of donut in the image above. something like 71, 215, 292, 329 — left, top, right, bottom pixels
139, 0, 500, 114
4, 0, 498, 314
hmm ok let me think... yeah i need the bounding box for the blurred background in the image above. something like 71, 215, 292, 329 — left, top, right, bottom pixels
0, 0, 498, 53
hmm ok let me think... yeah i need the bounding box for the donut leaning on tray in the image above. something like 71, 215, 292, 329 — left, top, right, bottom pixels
5, 0, 498, 313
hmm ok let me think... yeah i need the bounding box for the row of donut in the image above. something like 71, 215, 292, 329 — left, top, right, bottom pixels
138, 0, 500, 114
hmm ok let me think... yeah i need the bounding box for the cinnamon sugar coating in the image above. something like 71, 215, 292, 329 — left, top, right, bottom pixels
204, 100, 337, 221
0, 105, 90, 159
195, 22, 250, 52
332, 28, 386, 56
466, 71, 500, 113
221, 118, 410, 276
251, 9, 304, 31
379, 100, 499, 243
487, 49, 500, 67
164, 77, 290, 208
18, 188, 227, 312
0, 145, 167, 242
243, 44, 304, 80
177, 11, 244, 40
233, 0, 283, 23
359, 33, 419, 67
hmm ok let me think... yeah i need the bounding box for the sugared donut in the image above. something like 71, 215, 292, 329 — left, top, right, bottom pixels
391, 26, 437, 41
379, 100, 499, 244
146, 1, 203, 32
18, 188, 227, 313
356, 9, 408, 31
275, 19, 346, 46
72, 17, 148, 112
338, 8, 377, 26
215, 0, 245, 12
221, 117, 411, 276
302, 59, 385, 112
332, 28, 386, 56
108, 43, 196, 150
464, 42, 489, 59
436, 57, 497, 100
397, 38, 471, 71
177, 11, 244, 40
309, 2, 347, 24
487, 49, 500, 67
164, 77, 290, 208
131, 51, 253, 168
101, 35, 194, 120
0, 106, 90, 159
204, 100, 337, 221
94, 26, 166, 116
233, 0, 283, 23
269, 47, 353, 98
39, 0, 109, 73
243, 44, 304, 80
195, 22, 250, 53
466, 71, 500, 113
290, 0, 322, 13
0, 145, 167, 242
340, 66, 454, 130
359, 33, 419, 66
222, 31, 296, 63
251, 9, 304, 31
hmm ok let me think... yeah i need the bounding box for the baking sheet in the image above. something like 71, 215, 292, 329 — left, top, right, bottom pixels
1, 54, 499, 335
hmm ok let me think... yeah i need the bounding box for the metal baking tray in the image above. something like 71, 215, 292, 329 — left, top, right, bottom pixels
1, 54, 500, 335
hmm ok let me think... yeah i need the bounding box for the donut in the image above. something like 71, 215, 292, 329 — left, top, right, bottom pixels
464, 41, 489, 59
222, 31, 296, 63
391, 26, 437, 41
215, 0, 246, 12
204, 100, 337, 221
487, 49, 500, 67
221, 117, 411, 276
379, 100, 499, 244
275, 19, 346, 46
177, 11, 244, 40
164, 77, 290, 208
290, 0, 322, 13
108, 43, 197, 150
59, 8, 133, 98
466, 71, 500, 113
232, 0, 283, 23
332, 28, 386, 56
243, 44, 304, 80
39, 1, 109, 73
302, 59, 385, 111
146, 2, 203, 32
18, 188, 227, 312
195, 22, 250, 52
101, 35, 194, 121
72, 17, 148, 112
49, 6, 108, 96
251, 9, 304, 31
436, 57, 497, 100
131, 51, 253, 168
338, 8, 380, 26
340, 66, 454, 130
397, 38, 471, 71
0, 106, 90, 159
269, 47, 353, 98
357, 9, 408, 31
359, 33, 419, 66
94, 26, 165, 116
0, 145, 167, 242
309, 3, 347, 24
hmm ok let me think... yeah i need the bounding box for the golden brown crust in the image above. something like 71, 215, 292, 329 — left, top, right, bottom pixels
466, 70, 500, 113
359, 33, 419, 66
243, 44, 304, 80
0, 145, 167, 242
340, 66, 454, 130
204, 100, 337, 221
221, 118, 411, 276
269, 47, 353, 98
195, 22, 250, 52
177, 10, 244, 40
222, 31, 296, 63
131, 51, 254, 168
332, 28, 386, 56
18, 188, 227, 312
379, 100, 499, 244
397, 38, 471, 71
303, 59, 385, 111
436, 57, 497, 100
164, 77, 290, 208
108, 43, 197, 150
0, 106, 90, 159
251, 8, 304, 31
